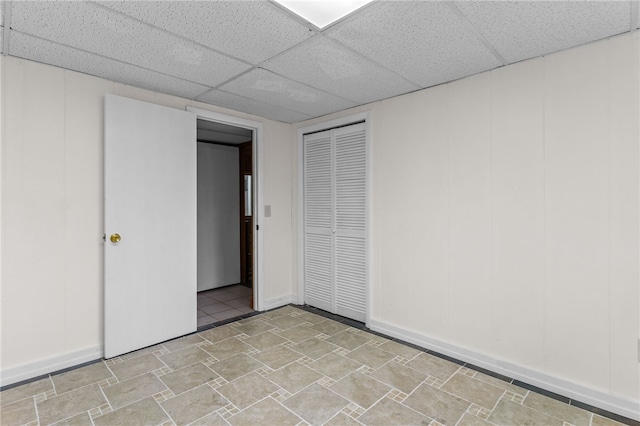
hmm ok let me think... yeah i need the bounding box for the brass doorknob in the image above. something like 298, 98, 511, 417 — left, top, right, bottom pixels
110, 233, 121, 243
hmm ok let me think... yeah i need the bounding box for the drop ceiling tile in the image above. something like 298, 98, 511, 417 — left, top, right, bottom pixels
10, 1, 250, 87
327, 1, 502, 88
97, 1, 315, 64
219, 68, 357, 118
9, 31, 209, 99
262, 36, 419, 104
197, 90, 313, 124
454, 1, 630, 64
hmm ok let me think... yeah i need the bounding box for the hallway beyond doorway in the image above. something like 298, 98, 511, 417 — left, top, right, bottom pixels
197, 285, 254, 327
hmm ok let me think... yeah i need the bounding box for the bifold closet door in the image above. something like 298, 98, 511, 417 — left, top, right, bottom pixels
303, 122, 367, 322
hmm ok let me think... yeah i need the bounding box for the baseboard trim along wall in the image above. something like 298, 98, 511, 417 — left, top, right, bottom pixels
1, 346, 104, 388
369, 319, 639, 422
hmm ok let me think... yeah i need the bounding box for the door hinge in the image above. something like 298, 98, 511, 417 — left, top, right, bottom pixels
256, 224, 259, 231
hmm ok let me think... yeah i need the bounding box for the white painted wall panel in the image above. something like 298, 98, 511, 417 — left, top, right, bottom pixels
490, 58, 545, 367
608, 34, 640, 399
447, 73, 493, 353
544, 41, 610, 391
197, 143, 240, 291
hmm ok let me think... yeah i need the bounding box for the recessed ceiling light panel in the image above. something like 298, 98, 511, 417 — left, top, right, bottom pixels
273, 0, 375, 29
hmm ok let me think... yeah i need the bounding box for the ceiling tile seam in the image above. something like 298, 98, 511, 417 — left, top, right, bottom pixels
2, 1, 11, 55
87, 1, 255, 68
253, 32, 323, 70
191, 66, 262, 99
253, 66, 361, 106
208, 88, 314, 119
631, 0, 639, 31
445, 1, 508, 66
266, 0, 323, 32
7, 29, 211, 90
323, 35, 423, 89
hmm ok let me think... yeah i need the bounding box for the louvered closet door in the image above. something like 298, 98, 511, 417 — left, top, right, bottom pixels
334, 123, 367, 322
303, 130, 334, 313
303, 122, 367, 323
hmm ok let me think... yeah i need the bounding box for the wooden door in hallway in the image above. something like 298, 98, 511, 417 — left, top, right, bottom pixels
239, 141, 254, 306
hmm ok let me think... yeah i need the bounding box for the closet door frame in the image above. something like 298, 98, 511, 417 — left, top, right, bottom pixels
297, 112, 371, 326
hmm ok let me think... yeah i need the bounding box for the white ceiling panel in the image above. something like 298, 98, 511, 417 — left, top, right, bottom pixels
454, 1, 631, 64
9, 31, 209, 99
262, 36, 420, 104
327, 1, 503, 88
219, 68, 358, 118
97, 0, 315, 65
197, 90, 314, 124
11, 1, 250, 87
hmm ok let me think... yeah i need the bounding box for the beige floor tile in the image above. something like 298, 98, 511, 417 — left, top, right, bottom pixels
324, 412, 365, 426
120, 344, 164, 361
358, 397, 431, 425
440, 373, 504, 409
93, 397, 168, 426
189, 412, 230, 425
266, 362, 323, 394
295, 312, 331, 325
102, 372, 167, 410
456, 413, 495, 426
331, 372, 391, 409
265, 314, 305, 330
326, 330, 369, 351
242, 331, 288, 351
403, 383, 469, 425
216, 372, 279, 409
228, 397, 303, 426
346, 345, 395, 369
212, 308, 244, 321
162, 334, 205, 352
233, 319, 275, 336
1, 397, 37, 426
260, 306, 303, 319
488, 399, 564, 426
201, 337, 252, 361
377, 340, 422, 360
36, 384, 106, 426
251, 345, 303, 370
309, 353, 363, 381
523, 392, 591, 426
291, 337, 339, 360
209, 353, 265, 381
283, 383, 350, 425
370, 361, 427, 394
276, 324, 321, 343
160, 385, 229, 426
310, 320, 350, 336
53, 411, 93, 425
159, 363, 219, 396
159, 346, 211, 370
0, 377, 53, 406
51, 362, 114, 395
472, 372, 528, 396
592, 414, 630, 426
405, 353, 461, 381
108, 353, 166, 381
198, 325, 242, 343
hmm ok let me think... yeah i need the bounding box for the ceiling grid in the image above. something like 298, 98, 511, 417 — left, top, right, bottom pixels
2, 0, 636, 123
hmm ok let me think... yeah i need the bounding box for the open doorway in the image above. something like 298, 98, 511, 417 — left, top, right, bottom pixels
195, 119, 255, 327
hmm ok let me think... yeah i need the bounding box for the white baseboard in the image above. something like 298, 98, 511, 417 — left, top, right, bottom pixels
1, 346, 103, 388
369, 319, 640, 422
262, 294, 298, 311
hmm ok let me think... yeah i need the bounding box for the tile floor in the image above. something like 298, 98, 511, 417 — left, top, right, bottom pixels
0, 306, 635, 426
197, 284, 254, 327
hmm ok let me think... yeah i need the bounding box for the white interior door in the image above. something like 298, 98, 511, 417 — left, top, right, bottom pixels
104, 94, 197, 358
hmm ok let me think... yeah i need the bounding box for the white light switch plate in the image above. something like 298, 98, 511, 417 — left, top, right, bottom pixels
265, 205, 272, 217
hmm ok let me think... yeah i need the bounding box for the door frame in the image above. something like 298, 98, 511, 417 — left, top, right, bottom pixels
187, 107, 264, 311
297, 111, 372, 326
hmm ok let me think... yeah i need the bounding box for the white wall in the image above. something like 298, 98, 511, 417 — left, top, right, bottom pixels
0, 56, 295, 385
197, 143, 240, 291
295, 33, 640, 419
